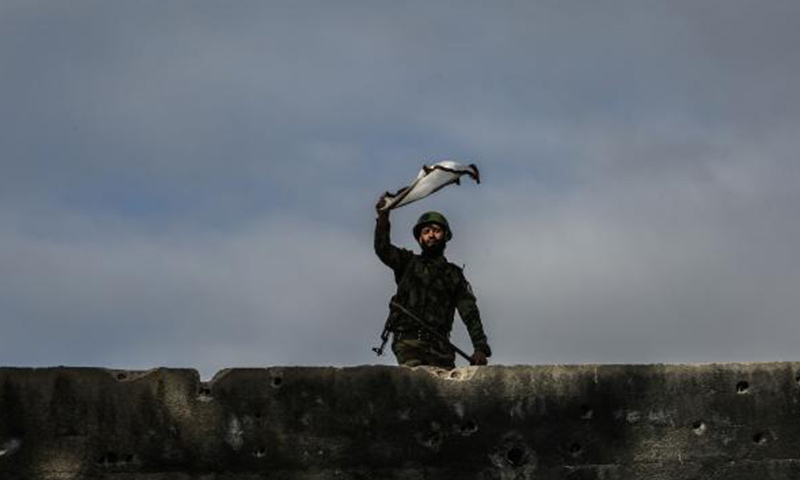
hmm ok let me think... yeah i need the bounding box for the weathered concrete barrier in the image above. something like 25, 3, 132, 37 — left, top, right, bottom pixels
1, 363, 800, 479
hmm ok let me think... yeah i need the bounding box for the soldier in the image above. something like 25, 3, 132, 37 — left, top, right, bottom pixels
374, 196, 492, 368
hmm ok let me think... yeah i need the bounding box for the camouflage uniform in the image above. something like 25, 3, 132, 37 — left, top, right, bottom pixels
374, 214, 491, 368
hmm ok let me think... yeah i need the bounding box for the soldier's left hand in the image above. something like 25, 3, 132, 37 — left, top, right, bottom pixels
470, 350, 488, 366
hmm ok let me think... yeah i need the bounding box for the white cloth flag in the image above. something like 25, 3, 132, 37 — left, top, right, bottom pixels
379, 161, 480, 211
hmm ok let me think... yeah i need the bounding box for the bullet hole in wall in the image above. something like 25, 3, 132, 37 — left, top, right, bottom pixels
461, 420, 478, 435
736, 381, 749, 394
692, 420, 706, 435
580, 405, 594, 420
506, 446, 527, 467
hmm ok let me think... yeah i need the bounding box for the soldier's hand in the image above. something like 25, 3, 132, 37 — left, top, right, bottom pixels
376, 194, 389, 215
470, 350, 488, 366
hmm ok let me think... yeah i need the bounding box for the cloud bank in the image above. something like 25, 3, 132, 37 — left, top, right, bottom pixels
2, 1, 799, 377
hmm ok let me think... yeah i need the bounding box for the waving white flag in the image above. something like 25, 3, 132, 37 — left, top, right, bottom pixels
379, 161, 480, 211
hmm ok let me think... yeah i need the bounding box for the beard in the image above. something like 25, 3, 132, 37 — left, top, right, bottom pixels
420, 239, 446, 256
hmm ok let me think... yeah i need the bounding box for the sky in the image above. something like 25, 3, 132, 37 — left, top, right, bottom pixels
2, 1, 799, 379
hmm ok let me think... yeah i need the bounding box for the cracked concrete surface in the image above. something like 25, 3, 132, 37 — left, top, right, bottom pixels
1, 363, 800, 479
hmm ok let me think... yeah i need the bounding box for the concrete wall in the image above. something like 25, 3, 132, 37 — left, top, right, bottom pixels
1, 363, 800, 479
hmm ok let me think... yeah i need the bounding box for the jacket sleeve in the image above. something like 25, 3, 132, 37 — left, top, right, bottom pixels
374, 214, 413, 276
456, 273, 492, 357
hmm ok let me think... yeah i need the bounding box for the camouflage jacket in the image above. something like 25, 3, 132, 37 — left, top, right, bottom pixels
374, 215, 491, 356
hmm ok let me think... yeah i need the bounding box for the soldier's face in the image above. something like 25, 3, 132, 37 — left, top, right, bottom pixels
419, 224, 445, 248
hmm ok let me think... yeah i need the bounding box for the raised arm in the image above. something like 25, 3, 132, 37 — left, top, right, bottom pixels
374, 195, 413, 274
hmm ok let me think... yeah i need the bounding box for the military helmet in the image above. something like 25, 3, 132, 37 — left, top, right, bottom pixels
413, 211, 452, 241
